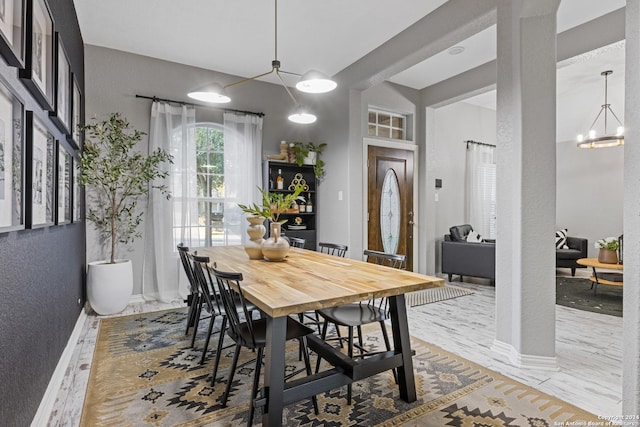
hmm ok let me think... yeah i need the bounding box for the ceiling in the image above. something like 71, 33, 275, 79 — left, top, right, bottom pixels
74, 0, 627, 141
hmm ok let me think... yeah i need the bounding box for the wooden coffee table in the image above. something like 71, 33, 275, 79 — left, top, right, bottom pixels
576, 258, 623, 293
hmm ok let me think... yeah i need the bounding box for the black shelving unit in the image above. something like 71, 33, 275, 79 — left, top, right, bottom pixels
263, 160, 317, 250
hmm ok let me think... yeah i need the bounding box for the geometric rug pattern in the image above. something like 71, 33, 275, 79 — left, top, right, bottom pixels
80, 308, 601, 426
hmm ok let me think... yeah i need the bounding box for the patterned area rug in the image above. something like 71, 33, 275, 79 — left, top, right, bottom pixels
405, 286, 473, 307
80, 308, 600, 426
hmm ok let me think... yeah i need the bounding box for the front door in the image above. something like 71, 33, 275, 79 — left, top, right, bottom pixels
367, 146, 415, 270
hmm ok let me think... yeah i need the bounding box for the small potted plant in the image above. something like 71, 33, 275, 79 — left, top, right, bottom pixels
594, 237, 620, 264
239, 186, 303, 261
294, 142, 327, 180
80, 113, 173, 314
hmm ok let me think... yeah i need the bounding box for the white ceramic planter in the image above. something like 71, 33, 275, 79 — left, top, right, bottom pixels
87, 259, 133, 315
303, 151, 317, 165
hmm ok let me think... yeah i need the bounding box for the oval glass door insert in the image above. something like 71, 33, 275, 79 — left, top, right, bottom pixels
380, 168, 400, 254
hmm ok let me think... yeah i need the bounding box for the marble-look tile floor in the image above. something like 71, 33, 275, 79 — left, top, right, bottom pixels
47, 273, 622, 425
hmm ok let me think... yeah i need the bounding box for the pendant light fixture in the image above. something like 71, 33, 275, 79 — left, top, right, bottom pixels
576, 70, 624, 149
188, 0, 336, 124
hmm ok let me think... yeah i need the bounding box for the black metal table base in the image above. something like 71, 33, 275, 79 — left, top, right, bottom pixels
260, 294, 417, 426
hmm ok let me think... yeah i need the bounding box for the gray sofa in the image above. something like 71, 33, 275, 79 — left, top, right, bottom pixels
556, 236, 588, 276
441, 224, 495, 282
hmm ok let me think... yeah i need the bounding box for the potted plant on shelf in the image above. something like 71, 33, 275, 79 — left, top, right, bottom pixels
294, 142, 327, 180
238, 185, 303, 261
595, 237, 620, 264
80, 112, 173, 315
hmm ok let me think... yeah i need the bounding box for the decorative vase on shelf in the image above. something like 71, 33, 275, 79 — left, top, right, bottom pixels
598, 248, 618, 264
244, 216, 266, 260
261, 222, 290, 261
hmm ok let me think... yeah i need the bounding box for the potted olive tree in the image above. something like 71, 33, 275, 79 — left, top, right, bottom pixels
80, 113, 172, 315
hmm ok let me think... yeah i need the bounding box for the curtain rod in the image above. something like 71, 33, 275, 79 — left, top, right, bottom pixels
135, 94, 265, 117
465, 140, 496, 149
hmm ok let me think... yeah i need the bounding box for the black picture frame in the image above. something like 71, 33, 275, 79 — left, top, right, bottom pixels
19, 0, 54, 111
0, 78, 25, 233
71, 154, 81, 223
26, 111, 54, 228
49, 32, 70, 134
69, 74, 81, 147
0, 0, 25, 67
56, 140, 69, 224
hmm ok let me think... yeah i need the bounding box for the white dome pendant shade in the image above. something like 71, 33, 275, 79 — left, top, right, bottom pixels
296, 70, 337, 93
187, 83, 231, 104
288, 105, 317, 124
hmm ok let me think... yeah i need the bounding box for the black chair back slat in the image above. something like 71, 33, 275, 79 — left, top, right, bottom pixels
363, 250, 407, 310
177, 244, 198, 294
318, 242, 348, 257
289, 237, 306, 248
213, 268, 257, 348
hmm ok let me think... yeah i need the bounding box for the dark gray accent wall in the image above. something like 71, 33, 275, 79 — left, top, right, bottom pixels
0, 1, 85, 425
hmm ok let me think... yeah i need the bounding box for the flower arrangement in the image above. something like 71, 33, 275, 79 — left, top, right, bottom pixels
595, 237, 619, 251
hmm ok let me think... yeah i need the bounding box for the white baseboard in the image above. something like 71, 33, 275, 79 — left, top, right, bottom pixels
31, 309, 88, 427
492, 339, 559, 371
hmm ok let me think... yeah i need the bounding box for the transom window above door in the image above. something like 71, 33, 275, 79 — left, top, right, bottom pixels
368, 109, 407, 140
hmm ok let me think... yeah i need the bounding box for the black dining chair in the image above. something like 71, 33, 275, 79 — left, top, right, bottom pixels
315, 249, 406, 404
318, 242, 348, 257
191, 255, 260, 369
177, 244, 203, 346
288, 237, 306, 248
212, 267, 319, 426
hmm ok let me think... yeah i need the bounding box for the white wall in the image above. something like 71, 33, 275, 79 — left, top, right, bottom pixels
556, 141, 624, 256
429, 101, 497, 273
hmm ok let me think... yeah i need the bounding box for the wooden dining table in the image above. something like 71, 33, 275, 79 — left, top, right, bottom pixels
197, 245, 444, 427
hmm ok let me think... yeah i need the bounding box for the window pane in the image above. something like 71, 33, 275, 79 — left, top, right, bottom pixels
392, 116, 404, 128
368, 125, 376, 136
368, 112, 376, 123
378, 127, 390, 138
379, 114, 390, 126
210, 153, 224, 174
392, 129, 404, 140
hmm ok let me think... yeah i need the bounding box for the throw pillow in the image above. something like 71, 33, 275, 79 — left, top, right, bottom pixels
466, 230, 483, 243
555, 229, 569, 249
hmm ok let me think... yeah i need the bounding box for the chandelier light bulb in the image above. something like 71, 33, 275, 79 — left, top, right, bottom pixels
588, 129, 596, 139
577, 134, 584, 142
616, 126, 624, 136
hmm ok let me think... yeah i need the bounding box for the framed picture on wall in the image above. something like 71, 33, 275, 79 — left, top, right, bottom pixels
26, 111, 54, 228
19, 0, 54, 111
0, 80, 25, 233
69, 75, 81, 147
56, 141, 70, 224
49, 32, 71, 134
72, 155, 81, 222
0, 0, 25, 67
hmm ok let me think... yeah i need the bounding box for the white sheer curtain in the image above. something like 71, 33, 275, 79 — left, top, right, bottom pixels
143, 101, 197, 302
464, 142, 496, 239
223, 112, 263, 244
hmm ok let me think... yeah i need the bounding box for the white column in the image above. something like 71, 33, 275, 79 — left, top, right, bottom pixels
623, 0, 640, 414
493, 0, 560, 369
